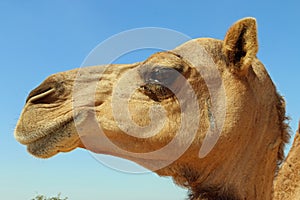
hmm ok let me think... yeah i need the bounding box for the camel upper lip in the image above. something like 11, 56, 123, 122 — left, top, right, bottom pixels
16, 132, 49, 145
15, 132, 48, 145
15, 115, 74, 145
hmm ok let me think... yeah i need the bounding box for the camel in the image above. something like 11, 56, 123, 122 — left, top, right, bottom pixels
274, 122, 300, 199
14, 17, 297, 199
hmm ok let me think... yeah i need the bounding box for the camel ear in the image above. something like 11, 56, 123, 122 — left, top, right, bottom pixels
223, 17, 258, 75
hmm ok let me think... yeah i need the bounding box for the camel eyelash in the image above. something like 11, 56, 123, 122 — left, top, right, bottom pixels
140, 83, 174, 102
139, 67, 182, 101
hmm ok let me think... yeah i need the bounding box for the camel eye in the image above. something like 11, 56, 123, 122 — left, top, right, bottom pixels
141, 67, 180, 102
147, 67, 179, 86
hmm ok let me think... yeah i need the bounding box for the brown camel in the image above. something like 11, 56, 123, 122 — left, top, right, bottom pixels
15, 18, 295, 200
273, 122, 300, 199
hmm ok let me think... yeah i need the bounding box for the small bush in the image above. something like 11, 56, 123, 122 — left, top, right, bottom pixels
31, 193, 68, 200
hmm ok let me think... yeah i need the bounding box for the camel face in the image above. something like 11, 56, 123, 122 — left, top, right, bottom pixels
15, 18, 289, 199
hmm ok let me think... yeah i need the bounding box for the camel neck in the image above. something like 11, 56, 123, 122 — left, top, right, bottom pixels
273, 125, 300, 200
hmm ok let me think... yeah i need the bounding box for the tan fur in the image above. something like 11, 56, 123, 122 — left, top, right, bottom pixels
15, 18, 293, 200
273, 122, 300, 200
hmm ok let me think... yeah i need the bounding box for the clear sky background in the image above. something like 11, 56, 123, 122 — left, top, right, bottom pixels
0, 1, 299, 200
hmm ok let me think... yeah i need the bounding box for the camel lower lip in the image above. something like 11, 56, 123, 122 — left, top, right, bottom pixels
25, 128, 79, 159
26, 140, 59, 159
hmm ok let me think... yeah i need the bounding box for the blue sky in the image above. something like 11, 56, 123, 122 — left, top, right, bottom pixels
0, 1, 299, 200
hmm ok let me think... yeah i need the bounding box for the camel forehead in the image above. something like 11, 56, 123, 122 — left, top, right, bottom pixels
173, 38, 226, 67
138, 38, 225, 78
146, 38, 224, 64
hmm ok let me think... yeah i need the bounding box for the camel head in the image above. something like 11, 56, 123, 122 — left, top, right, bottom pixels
15, 18, 289, 199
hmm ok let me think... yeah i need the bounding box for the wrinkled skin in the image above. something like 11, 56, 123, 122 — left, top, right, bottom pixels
15, 18, 292, 200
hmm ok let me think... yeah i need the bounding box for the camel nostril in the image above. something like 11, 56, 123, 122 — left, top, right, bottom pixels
26, 87, 56, 104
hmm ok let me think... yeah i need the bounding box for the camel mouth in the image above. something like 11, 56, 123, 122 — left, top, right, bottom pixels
15, 113, 74, 145
15, 123, 61, 145
19, 118, 79, 158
